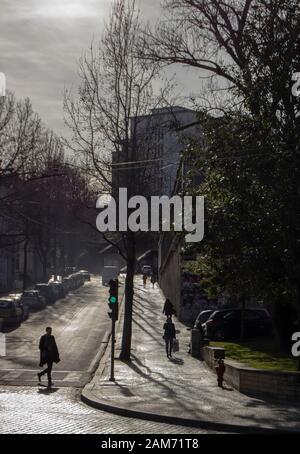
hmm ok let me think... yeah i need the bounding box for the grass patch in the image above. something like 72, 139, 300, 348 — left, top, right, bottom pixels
210, 338, 299, 372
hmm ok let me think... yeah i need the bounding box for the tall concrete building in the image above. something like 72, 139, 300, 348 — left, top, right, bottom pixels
112, 106, 203, 198
130, 106, 203, 197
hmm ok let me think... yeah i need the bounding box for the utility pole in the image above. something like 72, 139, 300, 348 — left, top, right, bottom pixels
108, 278, 119, 381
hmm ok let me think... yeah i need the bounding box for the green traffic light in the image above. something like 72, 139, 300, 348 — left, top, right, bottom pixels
109, 296, 117, 304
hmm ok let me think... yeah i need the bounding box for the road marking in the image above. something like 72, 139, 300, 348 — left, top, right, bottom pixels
0, 369, 91, 386
0, 369, 87, 373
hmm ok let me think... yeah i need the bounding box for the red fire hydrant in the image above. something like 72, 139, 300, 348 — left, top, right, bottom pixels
215, 358, 226, 388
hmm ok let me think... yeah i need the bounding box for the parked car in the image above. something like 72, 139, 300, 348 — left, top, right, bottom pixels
78, 270, 91, 281
69, 275, 77, 290
72, 273, 85, 288
193, 310, 215, 329
142, 265, 152, 276
0, 298, 23, 327
62, 276, 73, 293
202, 308, 272, 341
49, 282, 66, 299
48, 283, 60, 300
8, 293, 29, 321
34, 284, 56, 305
20, 290, 46, 310
61, 273, 84, 292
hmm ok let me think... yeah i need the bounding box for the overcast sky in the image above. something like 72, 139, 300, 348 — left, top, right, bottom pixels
0, 0, 200, 138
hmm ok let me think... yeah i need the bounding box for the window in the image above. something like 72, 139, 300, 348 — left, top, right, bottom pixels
223, 310, 240, 321
245, 310, 263, 321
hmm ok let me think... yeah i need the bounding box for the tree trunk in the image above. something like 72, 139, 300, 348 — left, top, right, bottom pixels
119, 231, 136, 360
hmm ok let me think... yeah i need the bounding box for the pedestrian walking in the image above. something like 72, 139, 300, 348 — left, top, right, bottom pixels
150, 274, 156, 288
163, 316, 176, 358
142, 274, 147, 288
38, 327, 60, 388
215, 358, 226, 388
163, 298, 176, 317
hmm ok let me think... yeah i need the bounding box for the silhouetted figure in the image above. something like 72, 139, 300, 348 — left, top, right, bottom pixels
163, 316, 176, 358
215, 358, 226, 388
163, 298, 176, 317
142, 274, 147, 288
38, 327, 60, 387
150, 274, 157, 288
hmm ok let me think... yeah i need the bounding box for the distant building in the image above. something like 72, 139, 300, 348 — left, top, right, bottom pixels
112, 106, 203, 198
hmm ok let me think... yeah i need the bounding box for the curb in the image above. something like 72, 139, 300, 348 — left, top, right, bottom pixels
87, 329, 111, 375
81, 388, 298, 434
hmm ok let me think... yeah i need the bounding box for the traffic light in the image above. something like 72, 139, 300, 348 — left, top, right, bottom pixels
108, 279, 119, 320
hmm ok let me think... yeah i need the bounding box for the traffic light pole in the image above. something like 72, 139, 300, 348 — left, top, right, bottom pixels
110, 317, 116, 382
108, 278, 118, 382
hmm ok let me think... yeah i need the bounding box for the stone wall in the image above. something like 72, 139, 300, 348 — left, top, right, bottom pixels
158, 237, 181, 316
201, 346, 300, 403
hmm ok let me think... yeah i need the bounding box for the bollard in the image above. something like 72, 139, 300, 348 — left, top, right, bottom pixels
0, 332, 6, 357
191, 329, 210, 358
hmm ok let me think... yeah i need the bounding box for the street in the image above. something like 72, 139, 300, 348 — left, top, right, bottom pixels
0, 276, 110, 387
0, 277, 218, 434
0, 387, 218, 434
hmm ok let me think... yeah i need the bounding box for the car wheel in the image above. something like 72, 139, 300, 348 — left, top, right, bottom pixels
214, 329, 225, 341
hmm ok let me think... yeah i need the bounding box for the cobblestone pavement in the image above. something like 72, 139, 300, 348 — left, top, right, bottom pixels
0, 386, 221, 434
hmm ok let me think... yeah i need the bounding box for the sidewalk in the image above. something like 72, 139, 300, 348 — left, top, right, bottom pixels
82, 278, 300, 433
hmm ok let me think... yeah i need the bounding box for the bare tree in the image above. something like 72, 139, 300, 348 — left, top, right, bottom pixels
0, 92, 16, 175
142, 0, 300, 116
65, 0, 171, 359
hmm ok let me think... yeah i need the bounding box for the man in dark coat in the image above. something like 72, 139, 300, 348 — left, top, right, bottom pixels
38, 327, 60, 387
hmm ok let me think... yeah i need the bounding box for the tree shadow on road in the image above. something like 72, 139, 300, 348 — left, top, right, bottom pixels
113, 382, 136, 397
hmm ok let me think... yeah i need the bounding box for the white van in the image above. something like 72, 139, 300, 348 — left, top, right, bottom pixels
142, 265, 152, 276
102, 266, 118, 286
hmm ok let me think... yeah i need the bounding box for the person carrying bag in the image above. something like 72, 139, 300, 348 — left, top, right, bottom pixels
163, 316, 176, 358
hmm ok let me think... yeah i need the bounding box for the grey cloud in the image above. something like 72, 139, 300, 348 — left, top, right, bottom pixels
0, 0, 201, 138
